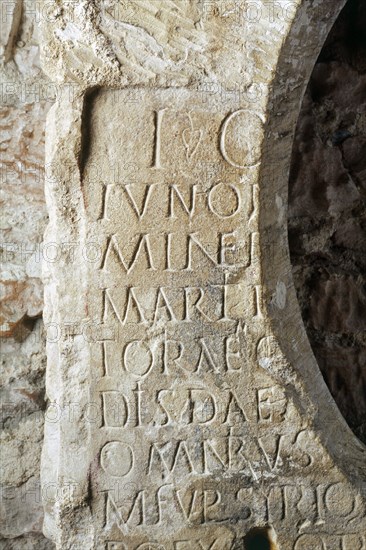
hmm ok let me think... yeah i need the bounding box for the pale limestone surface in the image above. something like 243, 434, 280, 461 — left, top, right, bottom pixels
24, 0, 366, 547
0, 1, 54, 546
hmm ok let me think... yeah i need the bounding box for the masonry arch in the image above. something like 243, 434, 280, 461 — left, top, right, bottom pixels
259, 0, 366, 487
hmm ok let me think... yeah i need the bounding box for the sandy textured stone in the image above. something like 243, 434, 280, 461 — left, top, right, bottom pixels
37, 0, 366, 548
0, 0, 51, 342
0, 0, 22, 63
0, 1, 53, 547
0, 322, 52, 545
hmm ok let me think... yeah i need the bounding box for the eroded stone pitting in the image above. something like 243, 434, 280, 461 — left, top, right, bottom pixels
40, 0, 366, 544
288, 0, 366, 443
2, 0, 366, 547
0, 2, 53, 546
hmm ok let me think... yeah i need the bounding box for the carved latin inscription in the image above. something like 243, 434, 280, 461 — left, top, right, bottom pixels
81, 89, 265, 545
73, 89, 366, 547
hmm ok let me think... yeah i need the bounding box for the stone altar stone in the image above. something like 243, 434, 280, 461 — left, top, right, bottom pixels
40, 1, 366, 548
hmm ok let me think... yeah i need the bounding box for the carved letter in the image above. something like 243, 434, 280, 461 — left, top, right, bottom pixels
123, 183, 156, 220
101, 234, 156, 274
152, 109, 166, 169
169, 184, 197, 219
100, 441, 134, 477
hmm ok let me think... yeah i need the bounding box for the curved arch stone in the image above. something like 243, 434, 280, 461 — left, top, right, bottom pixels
259, 0, 366, 485
40, 1, 366, 548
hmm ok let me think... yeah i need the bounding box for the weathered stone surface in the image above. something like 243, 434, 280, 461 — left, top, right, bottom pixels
0, 0, 22, 64
0, 1, 53, 547
39, 1, 366, 549
0, 0, 50, 339
0, 323, 52, 545
1, 0, 366, 546
0, 534, 54, 550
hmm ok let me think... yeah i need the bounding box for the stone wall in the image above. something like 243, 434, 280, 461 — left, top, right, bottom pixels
0, 0, 365, 546
0, 2, 53, 547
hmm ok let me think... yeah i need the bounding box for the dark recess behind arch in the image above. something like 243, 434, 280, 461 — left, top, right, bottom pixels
288, 0, 366, 442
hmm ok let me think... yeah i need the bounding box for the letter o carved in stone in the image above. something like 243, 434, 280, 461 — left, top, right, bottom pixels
220, 110, 262, 168
100, 441, 134, 477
